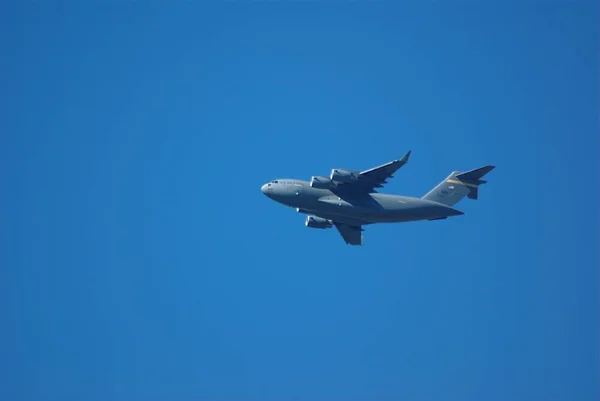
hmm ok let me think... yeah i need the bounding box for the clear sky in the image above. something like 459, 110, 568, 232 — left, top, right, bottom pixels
1, 2, 598, 401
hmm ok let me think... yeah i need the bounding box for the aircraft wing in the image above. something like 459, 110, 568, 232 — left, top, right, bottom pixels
334, 223, 363, 245
335, 150, 411, 196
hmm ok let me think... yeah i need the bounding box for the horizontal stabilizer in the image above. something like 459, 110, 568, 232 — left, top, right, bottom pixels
467, 186, 479, 200
455, 165, 495, 182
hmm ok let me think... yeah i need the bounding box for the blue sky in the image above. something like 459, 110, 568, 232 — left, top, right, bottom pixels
1, 2, 598, 400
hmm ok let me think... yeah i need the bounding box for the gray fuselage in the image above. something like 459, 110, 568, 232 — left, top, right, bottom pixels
261, 179, 463, 226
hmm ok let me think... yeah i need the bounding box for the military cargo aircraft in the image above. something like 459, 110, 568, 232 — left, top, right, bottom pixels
261, 151, 494, 245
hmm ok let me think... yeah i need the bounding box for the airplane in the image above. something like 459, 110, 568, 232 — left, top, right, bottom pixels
260, 151, 494, 245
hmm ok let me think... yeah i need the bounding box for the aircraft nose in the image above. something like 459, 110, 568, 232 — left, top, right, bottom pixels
261, 183, 268, 195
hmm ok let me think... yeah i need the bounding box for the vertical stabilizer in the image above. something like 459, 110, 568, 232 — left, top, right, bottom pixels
421, 166, 495, 207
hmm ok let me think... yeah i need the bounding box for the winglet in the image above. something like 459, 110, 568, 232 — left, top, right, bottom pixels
400, 150, 411, 163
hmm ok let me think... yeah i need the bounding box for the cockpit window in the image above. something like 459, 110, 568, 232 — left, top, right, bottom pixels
272, 180, 278, 183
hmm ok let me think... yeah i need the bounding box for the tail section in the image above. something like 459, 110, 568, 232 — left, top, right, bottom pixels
422, 166, 495, 207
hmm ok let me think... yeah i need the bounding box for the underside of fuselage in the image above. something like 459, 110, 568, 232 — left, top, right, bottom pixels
295, 208, 372, 226
294, 196, 464, 225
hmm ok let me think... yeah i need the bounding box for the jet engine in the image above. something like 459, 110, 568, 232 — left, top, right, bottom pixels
330, 169, 359, 183
310, 176, 332, 189
305, 215, 333, 229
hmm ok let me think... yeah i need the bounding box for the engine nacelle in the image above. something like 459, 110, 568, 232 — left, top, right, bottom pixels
310, 175, 332, 189
330, 169, 359, 183
305, 215, 333, 229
